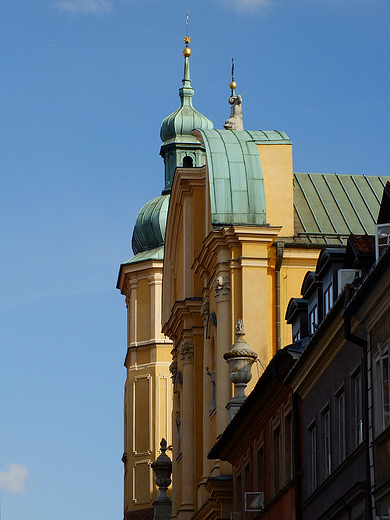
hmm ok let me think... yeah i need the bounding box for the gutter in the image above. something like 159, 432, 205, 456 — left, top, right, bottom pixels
275, 242, 284, 350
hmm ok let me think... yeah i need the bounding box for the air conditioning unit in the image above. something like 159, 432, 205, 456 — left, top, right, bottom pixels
337, 269, 362, 296
375, 223, 390, 260
245, 492, 264, 511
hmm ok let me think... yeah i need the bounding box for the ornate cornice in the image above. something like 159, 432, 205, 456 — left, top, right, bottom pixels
117, 260, 164, 295
193, 225, 281, 278
162, 297, 203, 340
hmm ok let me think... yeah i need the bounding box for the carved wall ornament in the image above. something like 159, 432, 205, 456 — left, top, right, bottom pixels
169, 361, 177, 380
205, 366, 216, 413
175, 411, 182, 458
179, 341, 194, 364
214, 275, 230, 302
200, 301, 210, 325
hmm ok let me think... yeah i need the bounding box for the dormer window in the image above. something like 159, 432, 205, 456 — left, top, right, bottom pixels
324, 283, 333, 315
293, 330, 301, 343
309, 305, 318, 334
375, 223, 390, 260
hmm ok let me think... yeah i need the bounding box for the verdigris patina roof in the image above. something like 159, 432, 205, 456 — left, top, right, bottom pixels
293, 173, 390, 244
131, 194, 169, 256
194, 129, 291, 226
123, 245, 165, 265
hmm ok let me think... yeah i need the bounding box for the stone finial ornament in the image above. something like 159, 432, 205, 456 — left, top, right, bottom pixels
224, 319, 257, 420
151, 439, 172, 520
224, 59, 244, 131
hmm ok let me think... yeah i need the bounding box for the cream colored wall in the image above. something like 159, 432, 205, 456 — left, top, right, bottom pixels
118, 260, 173, 517
161, 147, 322, 520
257, 143, 294, 236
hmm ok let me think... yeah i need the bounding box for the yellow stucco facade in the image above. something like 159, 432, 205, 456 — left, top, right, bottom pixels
117, 41, 329, 520
161, 140, 319, 520
117, 260, 173, 518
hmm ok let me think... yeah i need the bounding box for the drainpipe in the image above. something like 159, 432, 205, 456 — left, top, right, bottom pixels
344, 315, 373, 520
275, 242, 285, 350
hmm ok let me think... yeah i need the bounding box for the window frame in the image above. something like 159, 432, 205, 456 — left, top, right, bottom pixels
308, 419, 317, 494
309, 305, 318, 334
335, 384, 346, 465
321, 404, 331, 479
351, 365, 363, 447
323, 282, 333, 315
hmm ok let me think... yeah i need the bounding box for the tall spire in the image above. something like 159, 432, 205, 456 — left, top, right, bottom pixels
180, 11, 193, 105
159, 12, 213, 194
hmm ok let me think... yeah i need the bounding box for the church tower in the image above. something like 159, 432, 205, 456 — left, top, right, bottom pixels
117, 22, 213, 520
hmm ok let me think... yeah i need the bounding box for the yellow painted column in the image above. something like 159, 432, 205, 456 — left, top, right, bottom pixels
213, 270, 232, 442
129, 277, 138, 345
178, 340, 195, 520
149, 273, 163, 341
199, 298, 213, 506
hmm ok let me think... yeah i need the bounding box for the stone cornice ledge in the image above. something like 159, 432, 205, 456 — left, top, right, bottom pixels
193, 225, 281, 277
162, 297, 203, 341
117, 260, 164, 294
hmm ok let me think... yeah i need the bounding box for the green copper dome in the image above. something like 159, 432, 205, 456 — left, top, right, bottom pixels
160, 53, 213, 194
160, 57, 213, 143
132, 194, 170, 255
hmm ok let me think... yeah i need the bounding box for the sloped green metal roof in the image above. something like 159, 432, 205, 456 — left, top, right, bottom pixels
293, 173, 390, 244
131, 195, 169, 255
123, 245, 165, 265
196, 129, 291, 226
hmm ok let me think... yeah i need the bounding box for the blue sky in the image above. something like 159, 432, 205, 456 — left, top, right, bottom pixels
0, 1, 389, 519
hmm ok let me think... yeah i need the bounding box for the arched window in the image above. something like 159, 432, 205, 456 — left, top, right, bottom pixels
183, 156, 193, 168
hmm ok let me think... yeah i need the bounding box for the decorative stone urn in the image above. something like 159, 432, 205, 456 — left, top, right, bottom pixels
224, 320, 258, 421
151, 438, 172, 520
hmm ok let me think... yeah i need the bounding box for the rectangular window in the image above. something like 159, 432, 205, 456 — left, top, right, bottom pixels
375, 346, 390, 433
309, 305, 318, 334
273, 427, 282, 494
324, 283, 333, 315
285, 412, 294, 482
293, 330, 301, 343
308, 422, 317, 493
353, 370, 363, 446
257, 446, 264, 493
336, 389, 346, 464
381, 349, 390, 430
236, 473, 243, 513
322, 407, 331, 478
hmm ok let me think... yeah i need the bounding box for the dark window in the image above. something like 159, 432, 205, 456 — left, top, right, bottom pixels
273, 426, 282, 494
324, 283, 333, 315
322, 407, 331, 478
183, 156, 193, 167
257, 446, 264, 493
308, 421, 317, 493
352, 369, 363, 446
309, 305, 318, 334
336, 388, 346, 464
285, 412, 293, 481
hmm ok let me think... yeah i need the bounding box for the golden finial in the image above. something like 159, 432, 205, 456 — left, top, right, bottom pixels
183, 11, 191, 57
229, 58, 237, 92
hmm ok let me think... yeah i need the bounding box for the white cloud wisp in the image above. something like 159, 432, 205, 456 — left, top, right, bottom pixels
218, 0, 271, 12
54, 0, 111, 14
0, 463, 29, 495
